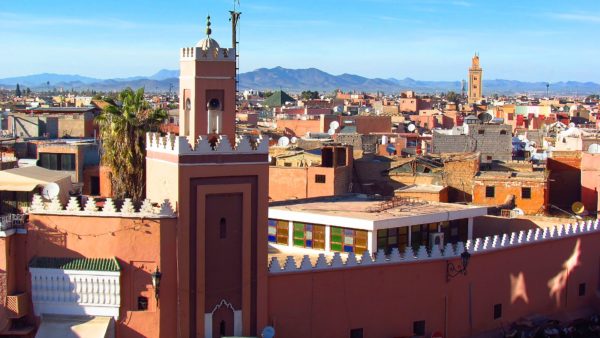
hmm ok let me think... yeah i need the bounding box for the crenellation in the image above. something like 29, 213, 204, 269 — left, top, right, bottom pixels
29, 194, 176, 218
403, 246, 416, 260
268, 219, 600, 274
146, 132, 268, 156
361, 250, 374, 264
180, 46, 235, 61
346, 252, 359, 266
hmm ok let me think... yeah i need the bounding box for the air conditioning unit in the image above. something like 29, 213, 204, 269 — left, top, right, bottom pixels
429, 232, 444, 250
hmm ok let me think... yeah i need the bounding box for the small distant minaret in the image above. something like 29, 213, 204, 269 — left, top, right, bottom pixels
468, 53, 483, 104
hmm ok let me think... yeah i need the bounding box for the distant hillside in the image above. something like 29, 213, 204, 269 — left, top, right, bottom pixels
0, 73, 100, 87
1, 67, 599, 94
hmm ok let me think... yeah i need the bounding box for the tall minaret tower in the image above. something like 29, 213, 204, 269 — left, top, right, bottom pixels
468, 53, 483, 104
179, 15, 237, 141
146, 13, 269, 338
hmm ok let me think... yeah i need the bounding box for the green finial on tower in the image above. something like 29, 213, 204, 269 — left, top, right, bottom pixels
206, 15, 212, 37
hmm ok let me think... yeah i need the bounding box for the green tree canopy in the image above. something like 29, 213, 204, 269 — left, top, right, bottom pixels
95, 87, 167, 201
445, 91, 460, 104
15, 84, 21, 97
301, 90, 319, 100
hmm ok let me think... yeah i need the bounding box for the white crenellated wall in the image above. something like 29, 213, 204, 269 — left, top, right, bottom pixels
30, 268, 121, 318
180, 47, 235, 61
268, 219, 600, 274
29, 194, 176, 218
146, 133, 269, 156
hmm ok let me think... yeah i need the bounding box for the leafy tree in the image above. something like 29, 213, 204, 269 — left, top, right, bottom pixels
26, 87, 31, 96
15, 84, 21, 97
445, 91, 460, 104
301, 90, 319, 100
95, 87, 167, 201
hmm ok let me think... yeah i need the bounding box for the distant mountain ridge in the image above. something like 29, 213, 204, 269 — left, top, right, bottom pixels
1, 67, 599, 95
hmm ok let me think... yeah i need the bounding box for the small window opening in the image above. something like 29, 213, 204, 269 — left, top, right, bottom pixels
137, 296, 148, 311
493, 304, 502, 319
579, 283, 586, 296
413, 321, 425, 336
350, 328, 363, 338
522, 187, 531, 199
219, 218, 227, 239
486, 186, 495, 198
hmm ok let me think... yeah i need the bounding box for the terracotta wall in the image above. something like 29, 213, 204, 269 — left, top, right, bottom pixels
443, 156, 479, 203
82, 165, 99, 196
548, 152, 582, 210
269, 166, 346, 201
395, 188, 448, 202
276, 119, 321, 137
267, 231, 600, 338
581, 152, 600, 213
99, 165, 113, 198
20, 215, 178, 338
473, 179, 548, 215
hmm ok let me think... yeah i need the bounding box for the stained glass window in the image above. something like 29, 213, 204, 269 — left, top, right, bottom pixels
331, 226, 367, 254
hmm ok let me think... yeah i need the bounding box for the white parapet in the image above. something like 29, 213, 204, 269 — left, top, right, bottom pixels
180, 46, 235, 61
29, 194, 176, 218
30, 268, 121, 318
146, 132, 269, 156
268, 219, 600, 274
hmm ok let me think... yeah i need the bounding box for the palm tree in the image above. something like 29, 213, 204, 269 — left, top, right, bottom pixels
95, 87, 167, 201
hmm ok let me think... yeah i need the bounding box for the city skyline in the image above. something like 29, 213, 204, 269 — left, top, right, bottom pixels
2, 0, 600, 82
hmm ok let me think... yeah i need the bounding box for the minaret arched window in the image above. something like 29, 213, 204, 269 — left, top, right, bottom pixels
219, 320, 226, 335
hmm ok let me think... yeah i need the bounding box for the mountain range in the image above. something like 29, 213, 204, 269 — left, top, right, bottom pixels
1, 67, 599, 95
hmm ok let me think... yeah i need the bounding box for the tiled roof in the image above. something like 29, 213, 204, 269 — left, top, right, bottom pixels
264, 91, 295, 107
29, 257, 120, 272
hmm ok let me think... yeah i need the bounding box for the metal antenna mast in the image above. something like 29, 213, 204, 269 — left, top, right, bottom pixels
230, 1, 241, 111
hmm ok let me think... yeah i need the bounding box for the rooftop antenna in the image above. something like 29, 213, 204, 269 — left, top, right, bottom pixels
230, 1, 241, 111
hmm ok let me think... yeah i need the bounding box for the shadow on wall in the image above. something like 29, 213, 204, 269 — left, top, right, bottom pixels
473, 216, 540, 238
581, 186, 598, 214
24, 218, 161, 338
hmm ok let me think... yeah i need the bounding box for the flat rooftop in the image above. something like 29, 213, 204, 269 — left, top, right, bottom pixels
269, 194, 487, 230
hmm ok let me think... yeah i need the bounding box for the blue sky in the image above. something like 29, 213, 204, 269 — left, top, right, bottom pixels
1, 0, 599, 81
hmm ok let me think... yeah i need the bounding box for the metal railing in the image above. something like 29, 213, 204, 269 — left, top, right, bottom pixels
0, 214, 28, 231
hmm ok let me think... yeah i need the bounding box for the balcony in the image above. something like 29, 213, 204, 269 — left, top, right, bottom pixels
0, 214, 27, 236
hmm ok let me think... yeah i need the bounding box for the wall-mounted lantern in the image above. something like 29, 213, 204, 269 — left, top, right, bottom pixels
446, 249, 471, 282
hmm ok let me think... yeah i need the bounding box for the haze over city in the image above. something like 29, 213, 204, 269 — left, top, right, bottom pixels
2, 0, 600, 81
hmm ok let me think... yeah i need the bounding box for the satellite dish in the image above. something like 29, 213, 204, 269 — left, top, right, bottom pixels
261, 326, 275, 338
588, 144, 600, 153
572, 201, 585, 215
478, 112, 493, 123
407, 124, 416, 132
277, 136, 290, 147
512, 208, 525, 216
327, 128, 336, 136
42, 183, 60, 200
290, 136, 298, 144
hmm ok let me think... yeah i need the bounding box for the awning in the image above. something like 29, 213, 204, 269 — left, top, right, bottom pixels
0, 182, 39, 191
36, 315, 114, 338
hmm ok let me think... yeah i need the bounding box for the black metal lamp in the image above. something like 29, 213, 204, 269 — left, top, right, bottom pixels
151, 266, 162, 301
446, 249, 471, 282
